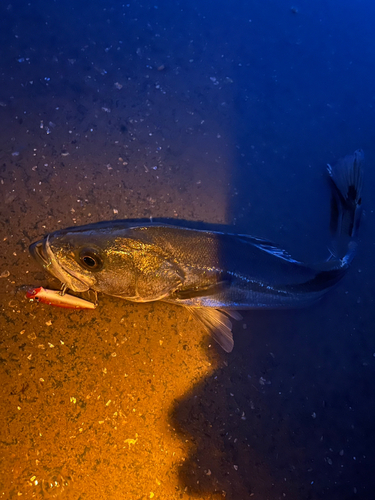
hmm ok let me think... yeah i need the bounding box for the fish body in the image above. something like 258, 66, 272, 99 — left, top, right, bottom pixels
29, 150, 364, 352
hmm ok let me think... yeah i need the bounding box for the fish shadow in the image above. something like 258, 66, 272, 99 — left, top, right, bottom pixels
169, 306, 375, 500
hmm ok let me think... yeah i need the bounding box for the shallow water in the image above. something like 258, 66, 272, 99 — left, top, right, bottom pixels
1, 0, 375, 499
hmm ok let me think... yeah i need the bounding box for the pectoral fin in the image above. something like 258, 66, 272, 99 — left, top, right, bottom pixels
173, 279, 231, 300
186, 306, 240, 352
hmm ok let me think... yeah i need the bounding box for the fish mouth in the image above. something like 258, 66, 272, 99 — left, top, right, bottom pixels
29, 236, 91, 292
29, 238, 50, 268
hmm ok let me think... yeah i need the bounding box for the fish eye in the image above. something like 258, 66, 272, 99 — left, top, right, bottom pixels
79, 248, 103, 271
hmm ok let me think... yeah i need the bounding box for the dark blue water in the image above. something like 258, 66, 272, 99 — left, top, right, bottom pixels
1, 0, 375, 498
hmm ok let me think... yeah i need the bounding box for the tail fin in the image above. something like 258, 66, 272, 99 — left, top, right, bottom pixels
327, 149, 364, 262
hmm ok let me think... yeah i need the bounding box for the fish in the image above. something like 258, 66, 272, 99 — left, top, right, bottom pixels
26, 287, 96, 309
29, 150, 364, 352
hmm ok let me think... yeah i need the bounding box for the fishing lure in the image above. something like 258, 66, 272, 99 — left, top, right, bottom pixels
26, 287, 96, 309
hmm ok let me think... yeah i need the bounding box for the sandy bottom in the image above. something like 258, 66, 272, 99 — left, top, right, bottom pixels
1, 3, 374, 499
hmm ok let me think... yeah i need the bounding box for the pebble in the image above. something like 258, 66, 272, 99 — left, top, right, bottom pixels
0, 270, 10, 278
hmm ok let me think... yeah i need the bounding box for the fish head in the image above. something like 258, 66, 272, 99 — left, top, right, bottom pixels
29, 222, 183, 300
29, 225, 137, 295
29, 222, 188, 301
